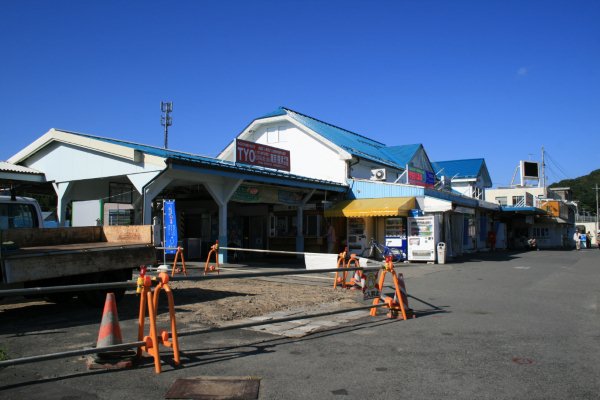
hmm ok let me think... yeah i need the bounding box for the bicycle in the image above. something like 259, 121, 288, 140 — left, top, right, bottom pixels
360, 237, 405, 262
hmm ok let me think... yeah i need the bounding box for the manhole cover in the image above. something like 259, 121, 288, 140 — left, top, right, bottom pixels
165, 376, 261, 400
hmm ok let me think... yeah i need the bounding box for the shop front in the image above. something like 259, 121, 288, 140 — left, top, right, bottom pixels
324, 197, 415, 257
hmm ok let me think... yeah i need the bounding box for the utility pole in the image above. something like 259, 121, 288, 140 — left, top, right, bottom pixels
595, 184, 599, 241
540, 146, 546, 191
161, 101, 173, 149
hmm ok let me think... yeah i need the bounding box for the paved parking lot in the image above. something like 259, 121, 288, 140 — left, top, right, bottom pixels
1, 250, 599, 399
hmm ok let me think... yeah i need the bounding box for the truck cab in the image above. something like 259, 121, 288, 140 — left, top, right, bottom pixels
0, 195, 44, 229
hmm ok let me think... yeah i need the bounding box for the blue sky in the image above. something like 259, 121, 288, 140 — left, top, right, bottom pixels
1, 0, 598, 187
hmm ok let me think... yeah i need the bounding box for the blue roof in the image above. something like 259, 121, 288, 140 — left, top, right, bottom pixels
382, 144, 422, 167
259, 108, 288, 119
62, 130, 346, 191
258, 107, 404, 169
432, 158, 492, 187
432, 159, 485, 179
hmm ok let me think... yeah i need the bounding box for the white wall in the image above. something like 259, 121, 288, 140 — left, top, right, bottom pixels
486, 187, 546, 206
451, 182, 472, 197
23, 142, 164, 183
350, 160, 403, 182
223, 121, 348, 184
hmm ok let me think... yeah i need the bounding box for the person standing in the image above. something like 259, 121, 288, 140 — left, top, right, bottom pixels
326, 221, 336, 253
573, 230, 581, 250
586, 231, 592, 249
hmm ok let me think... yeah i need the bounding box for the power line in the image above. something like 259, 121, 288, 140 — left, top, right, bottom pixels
544, 152, 571, 181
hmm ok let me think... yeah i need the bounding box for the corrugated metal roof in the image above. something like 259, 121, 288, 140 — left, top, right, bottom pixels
0, 161, 42, 175
266, 107, 403, 169
258, 108, 288, 119
348, 179, 425, 199
382, 144, 422, 167
61, 130, 346, 191
431, 159, 484, 179
254, 108, 437, 173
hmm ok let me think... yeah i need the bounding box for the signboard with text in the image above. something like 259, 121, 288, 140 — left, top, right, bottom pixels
362, 270, 380, 300
407, 166, 435, 188
236, 139, 291, 171
163, 199, 178, 255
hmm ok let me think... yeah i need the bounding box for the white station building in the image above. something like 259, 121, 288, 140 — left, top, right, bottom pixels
6, 106, 518, 262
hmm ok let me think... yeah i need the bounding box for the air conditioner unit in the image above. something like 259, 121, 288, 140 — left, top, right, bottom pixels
371, 168, 386, 181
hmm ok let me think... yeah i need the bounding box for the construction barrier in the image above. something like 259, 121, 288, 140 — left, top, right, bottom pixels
204, 240, 220, 275
333, 249, 363, 289
0, 248, 429, 374
137, 270, 180, 374
370, 256, 414, 320
170, 246, 188, 277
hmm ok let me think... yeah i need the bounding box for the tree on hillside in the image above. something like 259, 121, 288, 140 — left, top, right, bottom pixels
549, 169, 600, 215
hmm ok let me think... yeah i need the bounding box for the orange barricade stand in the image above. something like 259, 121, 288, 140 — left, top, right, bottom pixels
333, 248, 348, 288
370, 256, 414, 320
346, 254, 362, 289
137, 271, 180, 374
171, 246, 187, 277
333, 250, 363, 289
204, 240, 220, 275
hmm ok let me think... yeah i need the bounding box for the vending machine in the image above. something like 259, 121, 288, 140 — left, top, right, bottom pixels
384, 217, 407, 260
407, 215, 440, 262
347, 218, 367, 256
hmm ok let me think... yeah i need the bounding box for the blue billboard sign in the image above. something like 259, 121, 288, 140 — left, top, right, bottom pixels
163, 200, 178, 255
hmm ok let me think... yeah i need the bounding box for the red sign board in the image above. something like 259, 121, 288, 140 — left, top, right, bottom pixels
408, 167, 435, 188
235, 139, 290, 171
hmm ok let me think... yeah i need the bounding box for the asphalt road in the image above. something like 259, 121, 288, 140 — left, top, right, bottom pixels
1, 249, 599, 399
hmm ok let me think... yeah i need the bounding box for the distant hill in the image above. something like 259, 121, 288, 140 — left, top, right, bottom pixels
549, 169, 600, 215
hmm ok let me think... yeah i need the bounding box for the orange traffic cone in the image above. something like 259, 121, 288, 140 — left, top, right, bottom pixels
96, 292, 124, 347
87, 292, 135, 370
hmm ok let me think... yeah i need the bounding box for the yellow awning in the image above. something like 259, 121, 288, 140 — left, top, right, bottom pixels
324, 197, 416, 218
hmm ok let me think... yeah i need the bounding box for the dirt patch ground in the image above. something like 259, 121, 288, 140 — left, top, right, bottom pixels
168, 277, 365, 327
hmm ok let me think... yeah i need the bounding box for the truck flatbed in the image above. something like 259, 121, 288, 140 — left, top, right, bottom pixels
1, 225, 155, 285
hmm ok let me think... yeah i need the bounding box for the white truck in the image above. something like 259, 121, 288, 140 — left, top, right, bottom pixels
0, 195, 155, 304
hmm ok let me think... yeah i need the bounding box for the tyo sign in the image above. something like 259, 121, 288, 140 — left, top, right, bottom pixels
236, 139, 291, 171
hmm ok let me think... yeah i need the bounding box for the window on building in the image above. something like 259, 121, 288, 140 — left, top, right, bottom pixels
303, 214, 322, 237
277, 126, 288, 142
495, 197, 507, 206
512, 196, 524, 206
109, 182, 133, 204
472, 187, 483, 200
108, 209, 134, 225
269, 213, 322, 237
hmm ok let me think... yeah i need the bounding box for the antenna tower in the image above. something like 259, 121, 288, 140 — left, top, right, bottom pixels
161, 101, 173, 149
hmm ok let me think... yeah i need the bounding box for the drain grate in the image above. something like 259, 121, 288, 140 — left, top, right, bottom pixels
165, 376, 261, 400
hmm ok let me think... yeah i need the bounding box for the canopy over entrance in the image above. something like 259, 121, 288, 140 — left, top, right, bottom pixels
324, 197, 416, 218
